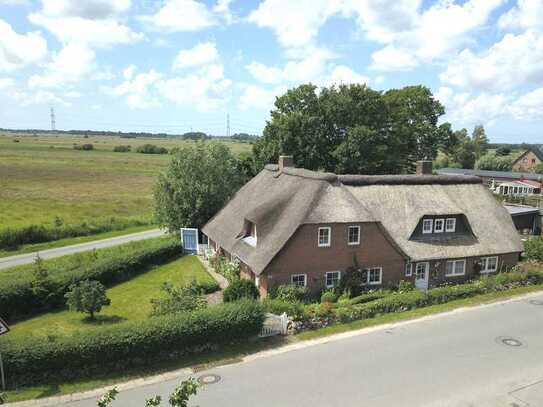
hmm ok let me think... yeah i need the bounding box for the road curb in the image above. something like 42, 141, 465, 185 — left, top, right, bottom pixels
5, 289, 543, 406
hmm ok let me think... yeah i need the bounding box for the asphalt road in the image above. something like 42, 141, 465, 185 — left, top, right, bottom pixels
0, 229, 166, 270
62, 292, 543, 407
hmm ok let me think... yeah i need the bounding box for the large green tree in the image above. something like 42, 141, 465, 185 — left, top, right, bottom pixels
472, 125, 489, 158
253, 83, 452, 174
154, 141, 244, 231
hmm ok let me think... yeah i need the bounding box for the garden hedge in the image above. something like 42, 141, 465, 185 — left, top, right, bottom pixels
0, 217, 150, 249
0, 300, 265, 387
0, 237, 182, 321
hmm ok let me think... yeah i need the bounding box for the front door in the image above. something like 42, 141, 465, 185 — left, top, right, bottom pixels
415, 262, 429, 290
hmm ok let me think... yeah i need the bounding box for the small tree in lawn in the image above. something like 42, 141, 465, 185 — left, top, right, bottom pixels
65, 280, 110, 320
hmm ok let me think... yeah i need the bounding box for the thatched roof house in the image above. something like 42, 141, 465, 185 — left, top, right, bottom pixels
203, 157, 522, 296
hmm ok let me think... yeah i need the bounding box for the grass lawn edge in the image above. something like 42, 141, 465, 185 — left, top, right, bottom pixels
4, 284, 543, 404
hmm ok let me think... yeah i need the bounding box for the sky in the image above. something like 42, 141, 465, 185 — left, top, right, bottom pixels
0, 0, 542, 142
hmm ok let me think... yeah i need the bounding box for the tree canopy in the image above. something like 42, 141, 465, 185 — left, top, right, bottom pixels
253, 83, 452, 174
153, 141, 245, 231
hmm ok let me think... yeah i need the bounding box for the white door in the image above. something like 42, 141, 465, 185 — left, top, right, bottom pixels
415, 262, 429, 290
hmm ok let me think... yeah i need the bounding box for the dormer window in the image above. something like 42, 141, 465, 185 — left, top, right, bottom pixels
422, 219, 433, 234
242, 220, 257, 247
445, 218, 456, 232
434, 219, 444, 233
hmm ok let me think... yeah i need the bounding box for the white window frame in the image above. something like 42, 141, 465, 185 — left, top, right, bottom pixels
445, 218, 456, 232
318, 227, 331, 247
415, 262, 429, 280
405, 262, 413, 277
422, 219, 433, 234
434, 218, 445, 233
480, 256, 498, 274
364, 267, 382, 285
445, 259, 466, 277
291, 274, 307, 287
325, 271, 341, 288
347, 225, 360, 245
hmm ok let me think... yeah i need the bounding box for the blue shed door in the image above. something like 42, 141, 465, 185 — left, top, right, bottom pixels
181, 228, 198, 254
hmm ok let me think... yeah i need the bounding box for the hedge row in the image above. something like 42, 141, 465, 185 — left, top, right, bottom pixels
0, 300, 265, 387
0, 237, 182, 321
0, 217, 150, 249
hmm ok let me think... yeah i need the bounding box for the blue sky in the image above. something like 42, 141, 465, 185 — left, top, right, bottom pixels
1, 0, 542, 142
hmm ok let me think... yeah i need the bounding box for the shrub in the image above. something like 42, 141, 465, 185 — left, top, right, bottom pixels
398, 280, 415, 293
150, 281, 207, 316
0, 216, 150, 249
210, 256, 240, 283
0, 300, 265, 387
269, 284, 308, 302
348, 290, 388, 305
65, 280, 111, 320
223, 279, 259, 302
74, 143, 94, 151
474, 153, 514, 171
524, 237, 543, 262
0, 237, 181, 321
320, 289, 337, 303
262, 298, 305, 320
113, 145, 131, 152
136, 144, 168, 154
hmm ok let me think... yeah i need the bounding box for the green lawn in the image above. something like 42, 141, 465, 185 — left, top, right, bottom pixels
0, 224, 156, 258
7, 255, 216, 340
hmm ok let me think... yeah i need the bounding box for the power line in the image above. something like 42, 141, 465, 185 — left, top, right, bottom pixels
50, 107, 56, 131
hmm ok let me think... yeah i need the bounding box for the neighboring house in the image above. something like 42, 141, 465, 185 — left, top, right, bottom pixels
512, 148, 543, 172
203, 157, 522, 297
437, 168, 543, 196
504, 204, 541, 236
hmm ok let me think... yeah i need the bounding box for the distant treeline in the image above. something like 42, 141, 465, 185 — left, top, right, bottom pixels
0, 128, 259, 142
487, 142, 542, 150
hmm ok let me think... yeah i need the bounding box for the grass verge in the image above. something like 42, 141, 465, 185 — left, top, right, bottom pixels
3, 284, 542, 403
0, 224, 156, 258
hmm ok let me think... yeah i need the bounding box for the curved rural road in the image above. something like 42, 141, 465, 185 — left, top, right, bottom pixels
0, 229, 166, 270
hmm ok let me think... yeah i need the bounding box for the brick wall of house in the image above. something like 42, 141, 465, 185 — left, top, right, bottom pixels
513, 150, 542, 172
262, 222, 407, 295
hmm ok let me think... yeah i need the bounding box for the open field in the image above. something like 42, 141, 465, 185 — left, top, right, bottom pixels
6, 255, 215, 340
0, 133, 251, 229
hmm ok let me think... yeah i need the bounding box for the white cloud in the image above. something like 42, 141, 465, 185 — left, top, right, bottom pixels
213, 0, 235, 24
510, 87, 543, 120
156, 64, 232, 111
238, 83, 286, 110
498, 0, 543, 32
39, 0, 131, 19
440, 31, 543, 91
0, 77, 15, 89
327, 65, 369, 85
139, 0, 217, 32
173, 42, 219, 70
0, 19, 48, 72
435, 86, 509, 126
102, 67, 162, 109
91, 104, 102, 110
0, 0, 29, 5
28, 42, 96, 88
64, 90, 81, 98
246, 62, 284, 84
248, 0, 346, 49
11, 90, 71, 107
29, 13, 144, 49
370, 45, 418, 71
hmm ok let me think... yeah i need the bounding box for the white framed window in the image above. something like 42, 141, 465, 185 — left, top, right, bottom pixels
422, 219, 433, 234
347, 225, 360, 245
291, 274, 307, 287
325, 271, 341, 288
434, 218, 445, 233
405, 262, 413, 277
318, 227, 331, 247
445, 218, 456, 232
445, 259, 466, 276
363, 267, 382, 285
480, 256, 498, 273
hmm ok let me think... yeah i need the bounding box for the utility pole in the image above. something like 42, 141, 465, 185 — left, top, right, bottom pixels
226, 113, 230, 138
50, 107, 56, 131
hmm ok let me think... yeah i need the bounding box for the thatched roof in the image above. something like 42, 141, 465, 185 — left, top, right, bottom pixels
203, 166, 522, 274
